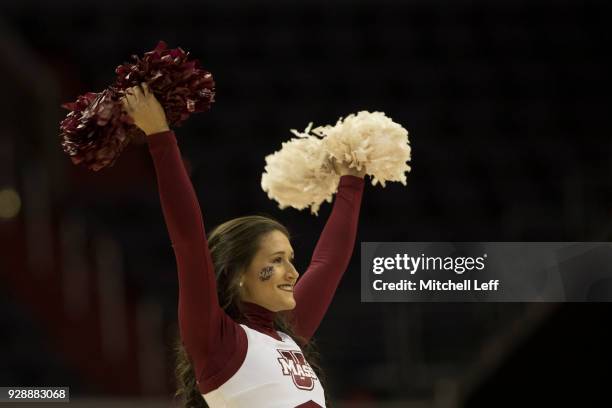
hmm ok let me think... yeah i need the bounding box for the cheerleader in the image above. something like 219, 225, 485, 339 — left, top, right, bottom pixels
122, 84, 365, 407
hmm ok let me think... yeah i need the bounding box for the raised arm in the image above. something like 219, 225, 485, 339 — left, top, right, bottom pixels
292, 171, 365, 341
123, 85, 246, 391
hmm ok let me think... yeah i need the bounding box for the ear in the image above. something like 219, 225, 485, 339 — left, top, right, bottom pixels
236, 269, 249, 298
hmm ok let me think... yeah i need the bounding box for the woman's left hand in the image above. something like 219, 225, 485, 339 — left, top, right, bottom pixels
332, 159, 366, 178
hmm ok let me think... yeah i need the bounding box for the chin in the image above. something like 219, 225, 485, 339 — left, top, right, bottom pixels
279, 298, 296, 311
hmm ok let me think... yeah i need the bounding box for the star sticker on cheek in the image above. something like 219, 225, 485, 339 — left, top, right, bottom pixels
258, 265, 274, 281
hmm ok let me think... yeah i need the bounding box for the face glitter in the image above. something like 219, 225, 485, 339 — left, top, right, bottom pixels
258, 265, 274, 281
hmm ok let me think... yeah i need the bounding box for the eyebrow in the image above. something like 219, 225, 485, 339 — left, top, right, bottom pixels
271, 250, 295, 258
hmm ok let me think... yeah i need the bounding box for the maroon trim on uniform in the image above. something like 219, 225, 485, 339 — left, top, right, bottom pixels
239, 302, 283, 341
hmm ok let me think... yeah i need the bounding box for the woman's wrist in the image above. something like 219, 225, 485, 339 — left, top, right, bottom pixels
145, 125, 170, 136
342, 168, 366, 178
332, 159, 366, 178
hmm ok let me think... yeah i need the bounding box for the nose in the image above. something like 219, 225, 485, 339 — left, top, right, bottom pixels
287, 262, 299, 281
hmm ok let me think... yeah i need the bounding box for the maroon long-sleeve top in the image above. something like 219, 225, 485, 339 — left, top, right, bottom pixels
147, 131, 364, 393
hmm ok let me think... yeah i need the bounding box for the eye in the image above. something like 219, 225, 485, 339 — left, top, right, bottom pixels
273, 257, 283, 264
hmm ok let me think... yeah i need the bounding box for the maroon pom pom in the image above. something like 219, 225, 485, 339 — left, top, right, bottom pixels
59, 89, 141, 171
114, 40, 215, 126
59, 41, 215, 171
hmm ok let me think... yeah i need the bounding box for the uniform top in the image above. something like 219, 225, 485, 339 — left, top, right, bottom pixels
147, 131, 364, 394
203, 323, 326, 407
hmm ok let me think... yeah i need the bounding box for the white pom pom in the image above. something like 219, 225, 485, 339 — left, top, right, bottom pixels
314, 111, 411, 187
261, 128, 339, 215
261, 111, 411, 214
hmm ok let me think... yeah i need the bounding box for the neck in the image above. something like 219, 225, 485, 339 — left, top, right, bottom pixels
239, 301, 281, 340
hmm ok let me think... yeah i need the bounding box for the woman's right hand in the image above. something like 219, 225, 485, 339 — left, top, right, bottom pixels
121, 83, 170, 136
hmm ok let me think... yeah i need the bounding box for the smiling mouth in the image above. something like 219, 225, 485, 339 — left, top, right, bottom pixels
277, 285, 294, 292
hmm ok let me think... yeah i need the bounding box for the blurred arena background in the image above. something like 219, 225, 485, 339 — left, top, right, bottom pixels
0, 0, 610, 406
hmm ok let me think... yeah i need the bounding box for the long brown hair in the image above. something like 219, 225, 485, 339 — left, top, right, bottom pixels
174, 215, 328, 407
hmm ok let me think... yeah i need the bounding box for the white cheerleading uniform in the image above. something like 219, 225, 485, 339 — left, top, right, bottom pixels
203, 325, 326, 408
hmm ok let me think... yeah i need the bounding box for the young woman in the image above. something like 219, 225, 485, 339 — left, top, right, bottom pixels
122, 84, 365, 407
